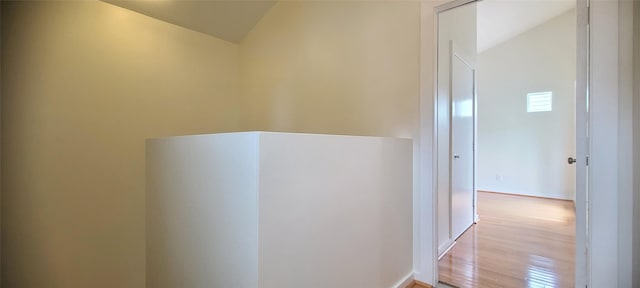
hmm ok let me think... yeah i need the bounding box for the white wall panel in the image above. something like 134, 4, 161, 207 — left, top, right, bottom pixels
146, 133, 260, 288
146, 132, 413, 288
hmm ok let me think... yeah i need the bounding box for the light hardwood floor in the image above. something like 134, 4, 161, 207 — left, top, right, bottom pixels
408, 280, 433, 288
438, 191, 575, 288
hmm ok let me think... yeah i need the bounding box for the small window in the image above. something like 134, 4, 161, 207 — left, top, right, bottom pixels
527, 91, 553, 112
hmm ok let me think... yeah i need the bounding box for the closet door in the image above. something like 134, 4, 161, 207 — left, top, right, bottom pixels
450, 48, 475, 240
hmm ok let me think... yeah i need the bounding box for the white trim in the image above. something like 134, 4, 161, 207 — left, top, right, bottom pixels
616, 1, 635, 286
420, 1, 591, 287
588, 0, 624, 286
574, 1, 590, 286
438, 241, 456, 260
392, 272, 415, 288
415, 1, 441, 284
437, 238, 455, 257
435, 0, 477, 14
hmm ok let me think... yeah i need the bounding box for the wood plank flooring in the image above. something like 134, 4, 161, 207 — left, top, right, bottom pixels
438, 191, 575, 288
408, 280, 433, 288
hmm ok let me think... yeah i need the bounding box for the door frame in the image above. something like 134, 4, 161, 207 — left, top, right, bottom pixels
417, 0, 591, 286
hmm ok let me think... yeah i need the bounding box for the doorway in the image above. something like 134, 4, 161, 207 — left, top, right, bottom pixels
433, 0, 584, 287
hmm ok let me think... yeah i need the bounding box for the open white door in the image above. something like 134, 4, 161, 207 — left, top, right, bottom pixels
450, 44, 475, 240
436, 2, 477, 256
428, 0, 590, 286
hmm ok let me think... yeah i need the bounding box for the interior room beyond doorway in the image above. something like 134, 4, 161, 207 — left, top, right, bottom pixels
436, 0, 577, 287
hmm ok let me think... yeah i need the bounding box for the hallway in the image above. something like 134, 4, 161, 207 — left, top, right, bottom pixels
438, 191, 575, 287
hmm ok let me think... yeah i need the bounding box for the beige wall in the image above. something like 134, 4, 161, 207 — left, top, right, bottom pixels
2, 0, 426, 286
1, 1, 240, 287
239, 0, 420, 138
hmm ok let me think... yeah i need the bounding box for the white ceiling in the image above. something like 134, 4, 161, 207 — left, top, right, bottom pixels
477, 0, 575, 52
103, 0, 276, 43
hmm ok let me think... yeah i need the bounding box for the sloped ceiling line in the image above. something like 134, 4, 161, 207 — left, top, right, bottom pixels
477, 0, 575, 53
103, 0, 276, 43
104, 0, 574, 51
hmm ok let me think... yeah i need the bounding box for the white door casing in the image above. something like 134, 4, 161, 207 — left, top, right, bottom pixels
575, 0, 589, 287
424, 0, 591, 286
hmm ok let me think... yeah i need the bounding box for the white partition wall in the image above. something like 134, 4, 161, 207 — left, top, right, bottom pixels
146, 132, 413, 288
146, 132, 260, 288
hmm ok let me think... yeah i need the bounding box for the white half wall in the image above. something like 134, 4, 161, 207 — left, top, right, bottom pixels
476, 9, 576, 200
258, 132, 413, 288
146, 133, 260, 288
146, 132, 413, 288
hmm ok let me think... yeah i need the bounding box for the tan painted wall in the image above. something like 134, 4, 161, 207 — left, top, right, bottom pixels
239, 0, 421, 138
2, 0, 427, 286
1, 1, 240, 287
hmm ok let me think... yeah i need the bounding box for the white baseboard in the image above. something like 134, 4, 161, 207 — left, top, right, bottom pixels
438, 240, 456, 260
477, 189, 572, 201
393, 272, 415, 288
437, 238, 455, 259
411, 272, 432, 287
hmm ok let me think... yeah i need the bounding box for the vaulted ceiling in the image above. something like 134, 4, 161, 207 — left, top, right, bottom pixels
477, 0, 576, 52
103, 0, 276, 43
104, 0, 574, 51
